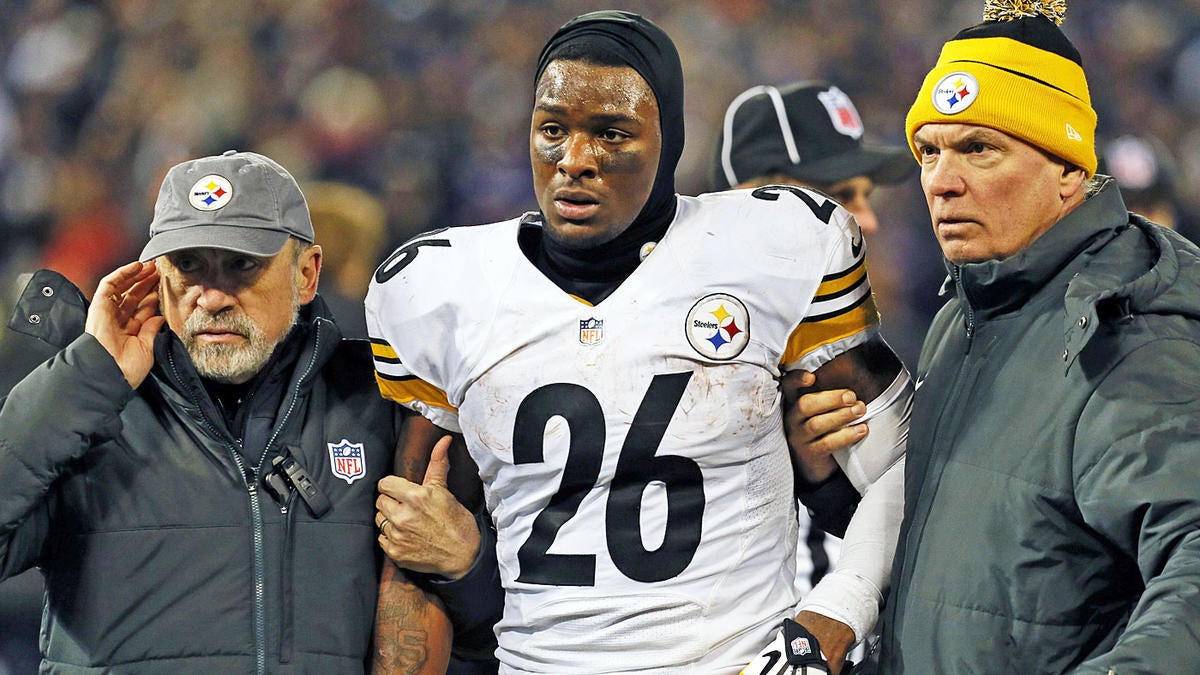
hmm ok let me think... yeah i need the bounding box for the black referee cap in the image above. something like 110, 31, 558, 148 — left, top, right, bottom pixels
715, 81, 914, 190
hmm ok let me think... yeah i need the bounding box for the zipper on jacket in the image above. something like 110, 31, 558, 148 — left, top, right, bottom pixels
245, 464, 269, 675
166, 350, 270, 675
229, 439, 269, 675
953, 265, 977, 349
280, 489, 298, 663
208, 434, 270, 675
258, 324, 322, 667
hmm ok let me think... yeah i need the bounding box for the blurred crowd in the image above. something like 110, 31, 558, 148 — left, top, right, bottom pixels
1, 0, 1198, 346
0, 0, 1198, 669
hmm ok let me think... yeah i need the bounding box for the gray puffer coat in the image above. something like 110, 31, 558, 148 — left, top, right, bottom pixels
880, 179, 1200, 673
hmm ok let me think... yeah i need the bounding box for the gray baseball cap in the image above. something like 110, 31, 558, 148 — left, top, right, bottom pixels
139, 150, 314, 262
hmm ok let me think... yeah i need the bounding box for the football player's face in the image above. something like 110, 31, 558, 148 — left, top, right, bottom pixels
157, 241, 320, 383
913, 123, 1086, 264
530, 60, 662, 250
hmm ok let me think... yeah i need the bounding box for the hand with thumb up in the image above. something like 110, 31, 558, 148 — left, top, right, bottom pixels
376, 435, 481, 579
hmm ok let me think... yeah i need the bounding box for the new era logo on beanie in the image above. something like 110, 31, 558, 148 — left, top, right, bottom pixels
139, 150, 314, 262
715, 81, 914, 190
905, 0, 1097, 175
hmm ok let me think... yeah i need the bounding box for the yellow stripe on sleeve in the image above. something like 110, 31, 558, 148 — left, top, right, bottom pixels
369, 339, 401, 364
781, 294, 880, 366
374, 373, 457, 412
815, 260, 867, 300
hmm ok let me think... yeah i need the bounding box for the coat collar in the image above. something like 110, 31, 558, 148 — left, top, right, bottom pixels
153, 295, 342, 395
937, 177, 1200, 370
944, 177, 1130, 322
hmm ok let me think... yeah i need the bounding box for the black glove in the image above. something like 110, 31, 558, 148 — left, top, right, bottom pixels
741, 618, 831, 675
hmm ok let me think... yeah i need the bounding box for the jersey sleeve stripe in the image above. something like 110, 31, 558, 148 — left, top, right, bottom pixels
369, 340, 402, 364
374, 373, 457, 411
813, 272, 867, 303
815, 259, 867, 297
782, 294, 880, 366
803, 287, 873, 324
820, 255, 866, 281
375, 371, 419, 383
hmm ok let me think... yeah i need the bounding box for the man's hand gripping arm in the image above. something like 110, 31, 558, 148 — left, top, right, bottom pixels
751, 337, 910, 675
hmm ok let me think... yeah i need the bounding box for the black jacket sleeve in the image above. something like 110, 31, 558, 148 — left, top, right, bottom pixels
0, 269, 133, 580
0, 333, 135, 580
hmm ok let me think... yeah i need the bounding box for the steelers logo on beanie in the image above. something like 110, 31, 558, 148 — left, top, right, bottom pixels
905, 0, 1098, 175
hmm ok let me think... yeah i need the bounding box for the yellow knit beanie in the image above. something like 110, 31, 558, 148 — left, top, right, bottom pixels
905, 0, 1097, 175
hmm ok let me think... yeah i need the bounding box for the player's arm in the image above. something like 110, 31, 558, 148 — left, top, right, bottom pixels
780, 335, 901, 538
781, 337, 900, 479
373, 414, 455, 674
792, 336, 907, 492
366, 244, 501, 668
765, 337, 911, 674
374, 414, 501, 673
780, 369, 868, 485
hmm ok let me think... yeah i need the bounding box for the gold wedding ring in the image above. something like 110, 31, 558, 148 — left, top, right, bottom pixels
110, 293, 121, 305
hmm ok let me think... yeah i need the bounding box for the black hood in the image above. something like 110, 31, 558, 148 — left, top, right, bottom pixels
535, 9, 684, 242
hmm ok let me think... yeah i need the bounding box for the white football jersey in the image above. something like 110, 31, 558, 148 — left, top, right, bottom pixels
366, 186, 878, 674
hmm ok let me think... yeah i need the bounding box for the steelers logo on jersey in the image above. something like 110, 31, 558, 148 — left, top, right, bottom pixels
188, 174, 234, 211
685, 293, 750, 360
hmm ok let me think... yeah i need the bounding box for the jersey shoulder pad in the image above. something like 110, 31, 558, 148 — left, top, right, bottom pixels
372, 219, 514, 283
688, 187, 863, 271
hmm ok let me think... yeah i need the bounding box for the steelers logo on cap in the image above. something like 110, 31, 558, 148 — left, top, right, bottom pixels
189, 174, 234, 211
932, 72, 979, 115
685, 293, 750, 361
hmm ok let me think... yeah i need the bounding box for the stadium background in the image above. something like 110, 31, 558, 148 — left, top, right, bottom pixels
0, 0, 1197, 670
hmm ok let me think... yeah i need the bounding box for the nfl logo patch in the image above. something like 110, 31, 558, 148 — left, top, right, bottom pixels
328, 439, 366, 485
579, 317, 604, 345
790, 636, 813, 657
817, 85, 864, 140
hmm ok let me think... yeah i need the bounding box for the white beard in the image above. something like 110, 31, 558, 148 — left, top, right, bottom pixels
181, 287, 300, 384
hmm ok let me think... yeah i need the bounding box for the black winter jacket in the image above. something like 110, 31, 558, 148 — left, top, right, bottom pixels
0, 271, 403, 673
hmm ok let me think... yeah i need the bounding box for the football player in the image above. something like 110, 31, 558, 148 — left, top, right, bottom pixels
368, 11, 910, 674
